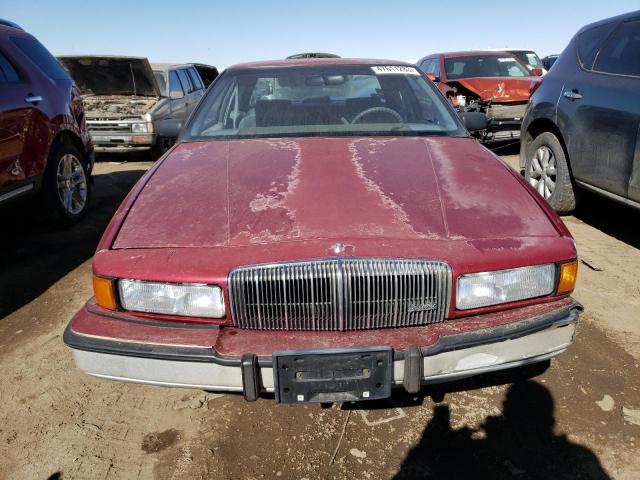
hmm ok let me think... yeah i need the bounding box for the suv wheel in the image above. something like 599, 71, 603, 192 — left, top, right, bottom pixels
44, 143, 90, 223
525, 132, 576, 215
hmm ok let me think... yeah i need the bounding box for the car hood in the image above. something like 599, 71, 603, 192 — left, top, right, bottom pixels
451, 77, 540, 103
58, 56, 160, 97
113, 136, 558, 249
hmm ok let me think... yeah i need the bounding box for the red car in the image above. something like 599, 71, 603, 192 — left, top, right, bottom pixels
65, 58, 580, 404
417, 51, 542, 143
0, 21, 93, 222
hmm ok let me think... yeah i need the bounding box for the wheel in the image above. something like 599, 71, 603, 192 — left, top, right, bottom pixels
524, 132, 576, 215
43, 143, 90, 224
151, 136, 174, 159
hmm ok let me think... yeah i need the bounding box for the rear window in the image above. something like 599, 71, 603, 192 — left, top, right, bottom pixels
11, 36, 69, 80
0, 51, 21, 83
577, 22, 617, 69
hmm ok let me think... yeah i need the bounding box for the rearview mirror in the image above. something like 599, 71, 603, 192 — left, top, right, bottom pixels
459, 112, 488, 132
531, 67, 543, 77
426, 72, 439, 82
156, 118, 183, 138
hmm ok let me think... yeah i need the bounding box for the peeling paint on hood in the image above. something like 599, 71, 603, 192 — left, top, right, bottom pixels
112, 136, 558, 249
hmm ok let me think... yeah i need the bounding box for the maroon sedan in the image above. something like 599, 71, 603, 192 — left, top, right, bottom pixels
65, 59, 580, 403
0, 21, 93, 222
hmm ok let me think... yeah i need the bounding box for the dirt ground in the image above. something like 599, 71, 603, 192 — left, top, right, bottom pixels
1, 151, 639, 480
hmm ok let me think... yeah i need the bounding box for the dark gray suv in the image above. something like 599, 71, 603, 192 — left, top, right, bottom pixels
520, 10, 640, 214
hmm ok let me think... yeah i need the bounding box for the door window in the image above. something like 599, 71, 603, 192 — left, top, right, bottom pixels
0, 51, 21, 83
10, 36, 69, 80
177, 69, 193, 93
169, 70, 184, 97
187, 68, 204, 91
577, 22, 617, 69
419, 59, 432, 72
594, 20, 640, 77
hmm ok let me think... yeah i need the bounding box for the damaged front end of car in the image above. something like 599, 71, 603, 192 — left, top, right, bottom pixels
445, 78, 539, 143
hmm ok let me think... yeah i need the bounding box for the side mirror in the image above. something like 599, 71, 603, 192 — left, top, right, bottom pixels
426, 72, 439, 82
170, 90, 184, 100
459, 112, 488, 132
531, 67, 543, 77
156, 118, 183, 138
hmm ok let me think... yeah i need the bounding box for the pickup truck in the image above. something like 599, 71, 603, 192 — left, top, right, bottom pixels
58, 56, 217, 157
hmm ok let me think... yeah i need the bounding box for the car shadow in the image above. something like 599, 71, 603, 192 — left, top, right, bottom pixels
0, 166, 148, 320
573, 189, 640, 250
393, 379, 611, 480
340, 359, 551, 411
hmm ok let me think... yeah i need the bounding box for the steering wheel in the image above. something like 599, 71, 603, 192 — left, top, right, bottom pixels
351, 107, 403, 124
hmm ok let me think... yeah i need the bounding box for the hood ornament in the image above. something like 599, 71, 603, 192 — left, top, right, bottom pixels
332, 243, 345, 254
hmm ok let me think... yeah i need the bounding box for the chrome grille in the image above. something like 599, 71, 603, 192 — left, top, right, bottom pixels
87, 120, 133, 132
228, 258, 451, 331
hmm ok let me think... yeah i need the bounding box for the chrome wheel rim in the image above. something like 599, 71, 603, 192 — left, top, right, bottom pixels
56, 154, 87, 215
528, 146, 557, 199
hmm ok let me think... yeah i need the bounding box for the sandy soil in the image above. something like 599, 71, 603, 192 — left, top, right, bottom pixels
1, 154, 638, 480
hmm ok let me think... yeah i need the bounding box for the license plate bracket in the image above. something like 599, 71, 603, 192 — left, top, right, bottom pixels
273, 347, 392, 404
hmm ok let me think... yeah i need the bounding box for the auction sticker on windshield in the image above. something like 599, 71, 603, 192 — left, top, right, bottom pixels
371, 66, 420, 75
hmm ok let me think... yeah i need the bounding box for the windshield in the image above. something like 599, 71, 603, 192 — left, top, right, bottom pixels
184, 65, 465, 140
153, 71, 167, 96
511, 51, 543, 69
444, 55, 531, 80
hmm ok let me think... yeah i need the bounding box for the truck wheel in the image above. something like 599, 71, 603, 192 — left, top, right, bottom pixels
525, 132, 576, 215
152, 136, 173, 159
43, 143, 91, 224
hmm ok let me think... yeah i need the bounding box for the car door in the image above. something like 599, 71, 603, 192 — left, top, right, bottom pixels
562, 18, 640, 199
186, 66, 205, 110
178, 67, 201, 115
168, 69, 188, 119
0, 48, 48, 196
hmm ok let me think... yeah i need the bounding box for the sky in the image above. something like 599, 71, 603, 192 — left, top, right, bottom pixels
2, 0, 638, 69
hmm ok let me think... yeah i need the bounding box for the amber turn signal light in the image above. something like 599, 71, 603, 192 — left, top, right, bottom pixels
93, 275, 117, 310
557, 261, 578, 295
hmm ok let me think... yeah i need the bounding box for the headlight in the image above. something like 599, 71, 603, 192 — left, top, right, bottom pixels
118, 280, 225, 318
131, 122, 148, 133
456, 264, 556, 310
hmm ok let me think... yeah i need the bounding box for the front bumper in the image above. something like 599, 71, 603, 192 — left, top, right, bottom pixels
64, 302, 580, 400
90, 132, 156, 152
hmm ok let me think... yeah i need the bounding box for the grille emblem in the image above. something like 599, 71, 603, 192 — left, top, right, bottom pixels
332, 243, 345, 254
407, 301, 438, 313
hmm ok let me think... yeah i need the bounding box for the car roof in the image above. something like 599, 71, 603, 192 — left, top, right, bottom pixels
0, 19, 23, 30
151, 62, 200, 71
486, 48, 539, 54
431, 50, 520, 59
226, 57, 412, 71
578, 9, 639, 33
58, 55, 148, 60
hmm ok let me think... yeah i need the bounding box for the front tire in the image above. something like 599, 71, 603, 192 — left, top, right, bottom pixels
43, 143, 91, 224
524, 132, 576, 215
